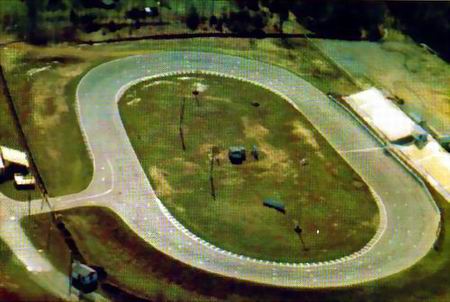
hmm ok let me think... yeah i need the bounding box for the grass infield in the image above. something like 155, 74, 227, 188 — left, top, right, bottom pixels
119, 73, 378, 263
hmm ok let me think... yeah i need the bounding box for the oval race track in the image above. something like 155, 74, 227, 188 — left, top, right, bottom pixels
59, 52, 440, 288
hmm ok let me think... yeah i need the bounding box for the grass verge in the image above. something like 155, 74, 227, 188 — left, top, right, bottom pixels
0, 239, 62, 301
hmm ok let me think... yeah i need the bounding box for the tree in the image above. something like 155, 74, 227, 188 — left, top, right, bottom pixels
209, 15, 218, 27
235, 0, 259, 11
186, 6, 200, 31
260, 0, 291, 33
291, 1, 387, 40
23, 0, 49, 44
46, 0, 67, 11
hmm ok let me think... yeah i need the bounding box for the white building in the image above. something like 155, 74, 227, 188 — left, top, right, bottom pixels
344, 88, 421, 142
0, 153, 5, 176
14, 173, 36, 187
0, 146, 34, 189
0, 146, 29, 168
344, 88, 450, 201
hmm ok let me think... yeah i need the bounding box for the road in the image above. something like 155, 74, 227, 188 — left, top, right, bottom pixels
0, 52, 441, 296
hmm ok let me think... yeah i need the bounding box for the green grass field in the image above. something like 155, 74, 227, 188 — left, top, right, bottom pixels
0, 239, 61, 301
119, 73, 378, 263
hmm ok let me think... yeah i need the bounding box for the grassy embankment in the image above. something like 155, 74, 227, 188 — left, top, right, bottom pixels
119, 73, 378, 263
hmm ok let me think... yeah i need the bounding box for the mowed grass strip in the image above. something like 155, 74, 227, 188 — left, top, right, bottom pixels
119, 74, 378, 263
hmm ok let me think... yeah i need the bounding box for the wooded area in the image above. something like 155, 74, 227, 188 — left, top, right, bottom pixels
0, 1, 448, 60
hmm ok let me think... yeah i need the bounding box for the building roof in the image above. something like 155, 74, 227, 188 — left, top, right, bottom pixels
0, 146, 29, 167
14, 173, 35, 186
344, 88, 417, 142
72, 262, 96, 277
229, 146, 245, 153
0, 154, 4, 170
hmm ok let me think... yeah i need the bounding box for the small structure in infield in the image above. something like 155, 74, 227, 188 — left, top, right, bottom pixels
228, 146, 246, 165
263, 199, 286, 214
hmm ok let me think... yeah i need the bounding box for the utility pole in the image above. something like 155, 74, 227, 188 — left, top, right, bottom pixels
179, 97, 186, 151
46, 216, 53, 251
68, 251, 73, 296
192, 90, 200, 106
209, 147, 216, 200
28, 192, 31, 217
293, 219, 309, 251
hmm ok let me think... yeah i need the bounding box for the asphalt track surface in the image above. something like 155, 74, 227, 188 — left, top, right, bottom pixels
0, 52, 441, 294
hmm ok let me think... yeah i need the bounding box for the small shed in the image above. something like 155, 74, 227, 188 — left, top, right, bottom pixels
228, 146, 246, 165
71, 261, 98, 294
263, 199, 286, 214
0, 146, 29, 168
14, 173, 36, 189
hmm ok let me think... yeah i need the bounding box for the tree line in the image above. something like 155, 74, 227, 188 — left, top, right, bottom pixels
1, 1, 448, 60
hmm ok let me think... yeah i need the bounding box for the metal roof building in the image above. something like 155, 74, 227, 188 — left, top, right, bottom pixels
14, 173, 36, 188
0, 146, 29, 168
71, 261, 98, 293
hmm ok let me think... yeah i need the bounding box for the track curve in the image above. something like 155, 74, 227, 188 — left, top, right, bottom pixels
63, 52, 440, 288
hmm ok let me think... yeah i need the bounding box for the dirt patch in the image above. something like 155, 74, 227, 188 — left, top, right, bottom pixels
197, 143, 215, 156
26, 66, 51, 77
291, 120, 319, 150
127, 98, 141, 106
22, 55, 84, 65
203, 95, 231, 103
193, 82, 208, 93
143, 80, 176, 88
149, 167, 173, 197
182, 161, 201, 175
242, 116, 269, 140
256, 142, 291, 179
31, 63, 87, 131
